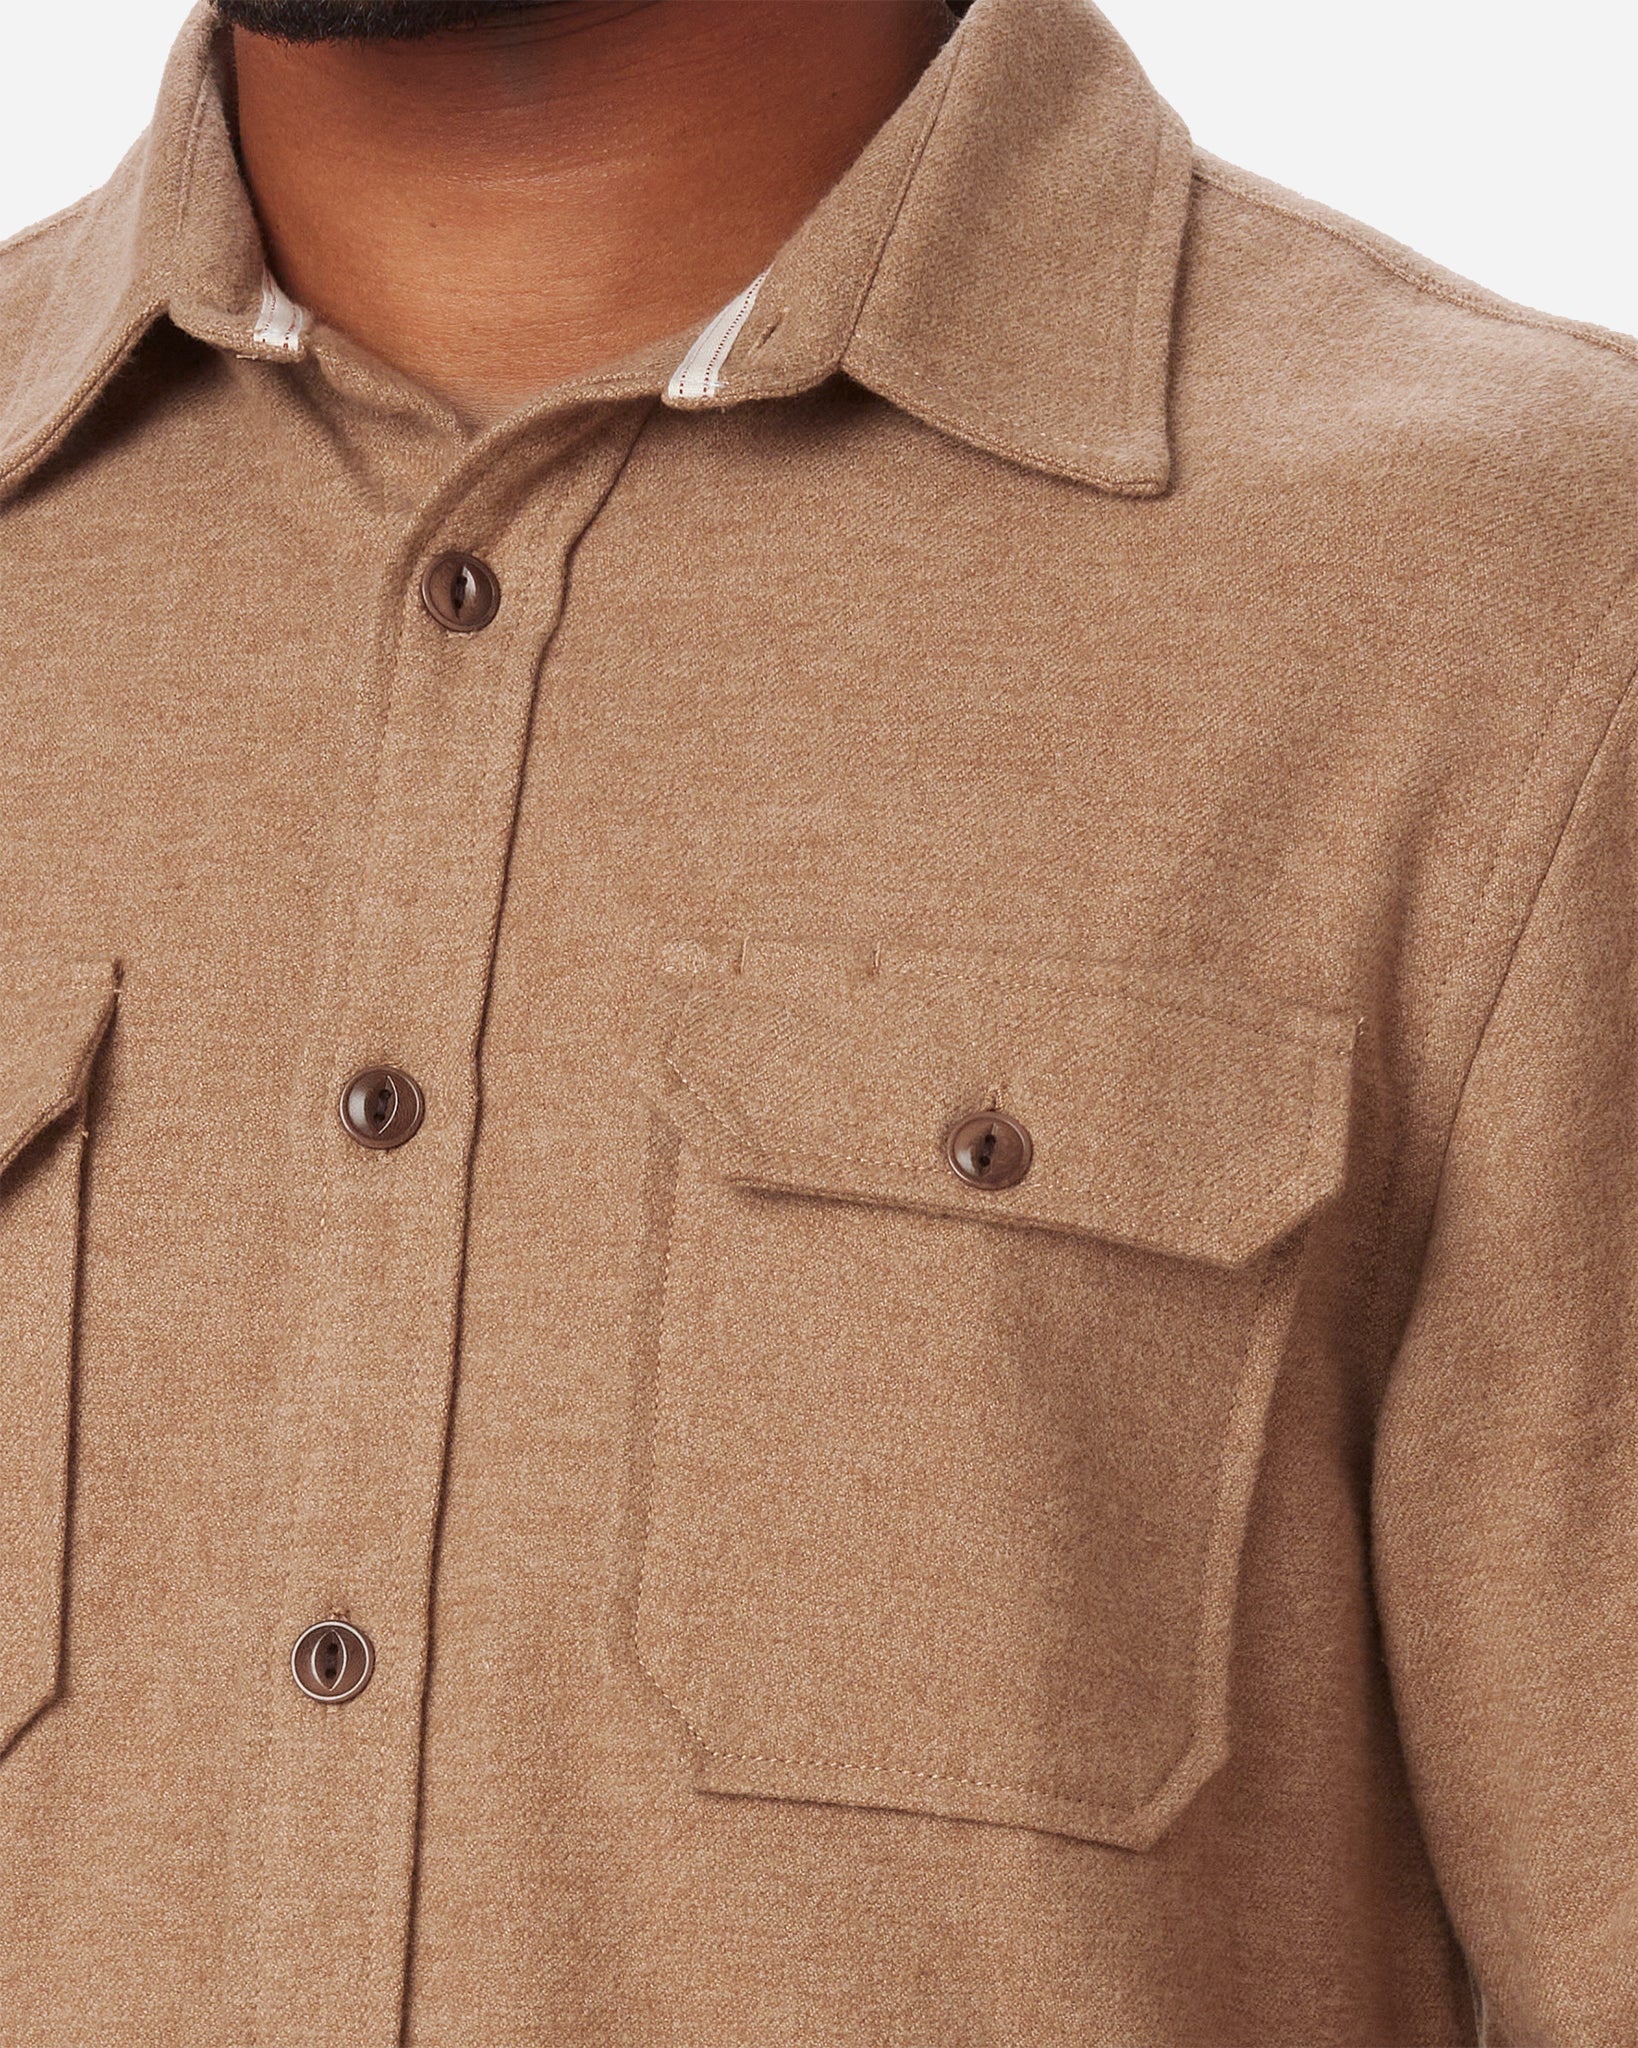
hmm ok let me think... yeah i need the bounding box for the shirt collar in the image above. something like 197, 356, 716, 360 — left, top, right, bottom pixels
0, 0, 1193, 504
0, 6, 298, 502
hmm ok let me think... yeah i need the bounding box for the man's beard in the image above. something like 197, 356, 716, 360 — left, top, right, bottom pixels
213, 1, 552, 41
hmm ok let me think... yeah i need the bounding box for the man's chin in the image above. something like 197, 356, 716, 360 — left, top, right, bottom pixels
212, 0, 555, 43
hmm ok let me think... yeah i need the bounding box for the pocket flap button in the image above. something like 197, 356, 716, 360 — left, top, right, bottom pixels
945, 1110, 1034, 1191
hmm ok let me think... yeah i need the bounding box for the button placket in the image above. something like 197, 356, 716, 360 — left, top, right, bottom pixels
243, 405, 655, 2043
945, 1109, 1034, 1190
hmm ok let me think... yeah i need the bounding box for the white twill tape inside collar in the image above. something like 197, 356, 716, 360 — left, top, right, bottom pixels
252, 272, 308, 356
666, 271, 770, 405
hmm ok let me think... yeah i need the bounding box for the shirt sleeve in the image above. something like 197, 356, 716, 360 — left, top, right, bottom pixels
1375, 696, 1638, 2046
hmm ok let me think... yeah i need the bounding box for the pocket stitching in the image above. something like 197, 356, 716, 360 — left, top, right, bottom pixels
871, 948, 1354, 1055
633, 953, 1340, 1836
0, 966, 118, 1179
631, 1139, 1296, 1831
657, 1028, 1343, 1260
0, 1023, 113, 1178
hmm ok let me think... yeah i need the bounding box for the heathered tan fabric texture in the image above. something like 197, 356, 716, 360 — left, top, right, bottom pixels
2, 2, 1638, 2043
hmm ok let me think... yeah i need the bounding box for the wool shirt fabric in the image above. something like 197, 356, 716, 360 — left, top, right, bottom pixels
2, 2, 1637, 2043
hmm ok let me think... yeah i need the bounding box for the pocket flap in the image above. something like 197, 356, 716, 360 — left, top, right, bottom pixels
0, 961, 119, 1178
636, 940, 1356, 1268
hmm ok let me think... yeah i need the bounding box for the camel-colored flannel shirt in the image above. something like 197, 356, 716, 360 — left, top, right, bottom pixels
3, 3, 1638, 2042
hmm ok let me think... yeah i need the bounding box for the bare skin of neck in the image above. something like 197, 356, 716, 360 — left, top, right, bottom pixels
231, 0, 953, 419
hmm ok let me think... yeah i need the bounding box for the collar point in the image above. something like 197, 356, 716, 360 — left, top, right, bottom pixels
842, 344, 1173, 496
976, 434, 1173, 498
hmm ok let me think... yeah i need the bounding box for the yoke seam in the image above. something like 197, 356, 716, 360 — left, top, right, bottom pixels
1390, 648, 1638, 1325
0, 195, 95, 265
1195, 159, 1638, 373
1357, 564, 1638, 1380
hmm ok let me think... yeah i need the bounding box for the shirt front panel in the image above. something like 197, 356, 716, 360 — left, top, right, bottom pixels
395, 388, 1464, 2045
3, 296, 1635, 2048
401, 364, 1633, 2041
0, 331, 392, 2027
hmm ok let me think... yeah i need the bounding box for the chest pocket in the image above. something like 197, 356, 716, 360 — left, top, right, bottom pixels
0, 961, 117, 1760
630, 939, 1355, 1849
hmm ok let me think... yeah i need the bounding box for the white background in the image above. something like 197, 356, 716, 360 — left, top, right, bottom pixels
1, 0, 1633, 337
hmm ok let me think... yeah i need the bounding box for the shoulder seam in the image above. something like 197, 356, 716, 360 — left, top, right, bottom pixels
1361, 550, 1638, 1383
0, 196, 95, 270
1194, 158, 1638, 373
1380, 637, 1638, 1370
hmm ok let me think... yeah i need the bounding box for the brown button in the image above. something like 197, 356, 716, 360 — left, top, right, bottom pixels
291, 1621, 374, 1704
339, 1066, 424, 1150
420, 552, 501, 634
945, 1110, 1034, 1191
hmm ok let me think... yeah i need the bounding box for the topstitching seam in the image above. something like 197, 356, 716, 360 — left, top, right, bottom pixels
631, 1125, 1292, 1824
680, 968, 1355, 1052
1112, 106, 1173, 446
1351, 558, 1638, 1373
1195, 160, 1638, 373
1381, 646, 1638, 1345
842, 25, 966, 355
0, 196, 94, 265
660, 1049, 1331, 1244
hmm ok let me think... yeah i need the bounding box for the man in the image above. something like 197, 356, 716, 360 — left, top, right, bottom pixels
0, 0, 1633, 2041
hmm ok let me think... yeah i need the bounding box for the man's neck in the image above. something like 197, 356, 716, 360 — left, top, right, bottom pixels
230, 0, 953, 421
